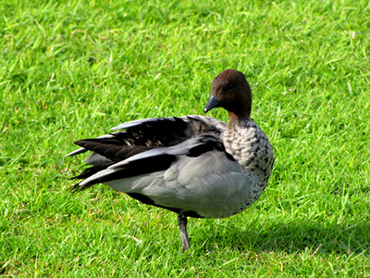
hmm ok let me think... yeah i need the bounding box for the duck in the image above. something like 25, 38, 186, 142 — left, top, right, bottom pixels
66, 69, 274, 250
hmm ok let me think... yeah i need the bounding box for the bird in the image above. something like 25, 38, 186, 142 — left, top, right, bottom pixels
65, 69, 274, 250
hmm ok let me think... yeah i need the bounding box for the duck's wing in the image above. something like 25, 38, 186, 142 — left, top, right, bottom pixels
69, 130, 251, 218
67, 116, 256, 218
71, 132, 252, 218
66, 115, 226, 189
71, 132, 230, 187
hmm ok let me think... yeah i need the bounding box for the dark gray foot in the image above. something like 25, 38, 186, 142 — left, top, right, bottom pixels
178, 213, 190, 250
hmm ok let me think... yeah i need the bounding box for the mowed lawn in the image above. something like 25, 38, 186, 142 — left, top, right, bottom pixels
1, 0, 369, 276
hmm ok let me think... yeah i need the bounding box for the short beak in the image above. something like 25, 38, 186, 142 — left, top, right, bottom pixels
203, 95, 220, 113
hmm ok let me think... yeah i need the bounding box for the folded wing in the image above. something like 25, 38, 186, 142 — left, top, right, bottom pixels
67, 116, 227, 191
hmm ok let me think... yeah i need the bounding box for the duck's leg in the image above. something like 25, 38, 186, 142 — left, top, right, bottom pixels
178, 213, 190, 250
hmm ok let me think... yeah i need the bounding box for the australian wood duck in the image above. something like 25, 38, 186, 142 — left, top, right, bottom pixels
66, 69, 274, 250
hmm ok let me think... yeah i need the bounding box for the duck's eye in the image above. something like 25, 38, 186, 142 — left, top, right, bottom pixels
226, 83, 234, 90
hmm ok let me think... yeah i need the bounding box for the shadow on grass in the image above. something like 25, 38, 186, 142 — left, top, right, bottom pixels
197, 219, 369, 255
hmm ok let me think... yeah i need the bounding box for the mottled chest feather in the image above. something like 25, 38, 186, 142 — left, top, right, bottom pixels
223, 120, 274, 187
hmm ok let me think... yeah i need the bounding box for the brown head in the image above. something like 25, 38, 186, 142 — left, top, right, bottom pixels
203, 69, 252, 122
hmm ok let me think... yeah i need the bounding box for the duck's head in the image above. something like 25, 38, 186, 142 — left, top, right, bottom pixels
204, 69, 252, 121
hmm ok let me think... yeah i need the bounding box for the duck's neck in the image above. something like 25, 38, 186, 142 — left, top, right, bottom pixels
227, 111, 250, 127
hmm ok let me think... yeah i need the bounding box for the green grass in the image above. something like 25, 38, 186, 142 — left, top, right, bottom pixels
1, 0, 370, 276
